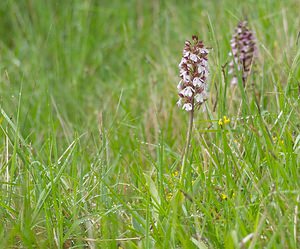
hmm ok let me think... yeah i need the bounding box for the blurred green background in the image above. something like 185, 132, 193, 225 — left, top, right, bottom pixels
1, 0, 299, 145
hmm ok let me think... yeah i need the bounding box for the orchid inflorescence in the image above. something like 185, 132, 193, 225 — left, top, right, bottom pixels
177, 35, 209, 112
228, 21, 257, 86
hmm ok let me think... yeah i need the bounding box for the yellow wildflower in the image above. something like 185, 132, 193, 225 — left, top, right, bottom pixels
221, 193, 228, 200
218, 119, 223, 126
223, 116, 230, 125
172, 171, 179, 177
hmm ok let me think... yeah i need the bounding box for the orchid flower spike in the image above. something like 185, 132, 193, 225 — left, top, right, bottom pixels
177, 35, 209, 112
228, 21, 257, 86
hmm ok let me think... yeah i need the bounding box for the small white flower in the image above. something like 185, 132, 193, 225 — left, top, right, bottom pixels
182, 73, 191, 83
192, 77, 204, 87
195, 92, 207, 103
187, 63, 193, 69
189, 53, 198, 62
179, 68, 185, 76
180, 69, 187, 76
180, 86, 194, 97
197, 65, 206, 74
176, 98, 182, 107
182, 103, 193, 111
203, 69, 209, 78
195, 94, 203, 103
201, 59, 208, 67
200, 48, 209, 54
179, 58, 187, 68
183, 50, 190, 57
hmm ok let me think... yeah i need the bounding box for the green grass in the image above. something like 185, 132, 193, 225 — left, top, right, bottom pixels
0, 0, 299, 248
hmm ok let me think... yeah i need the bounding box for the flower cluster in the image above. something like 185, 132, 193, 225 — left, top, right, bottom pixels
228, 21, 257, 86
177, 35, 209, 111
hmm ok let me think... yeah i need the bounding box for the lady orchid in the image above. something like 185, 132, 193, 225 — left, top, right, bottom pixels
229, 21, 257, 86
177, 35, 209, 112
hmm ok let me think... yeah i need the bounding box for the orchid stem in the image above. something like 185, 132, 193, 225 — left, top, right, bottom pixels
180, 101, 194, 186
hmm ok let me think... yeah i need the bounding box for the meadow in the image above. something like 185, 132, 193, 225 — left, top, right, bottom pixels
0, 0, 299, 248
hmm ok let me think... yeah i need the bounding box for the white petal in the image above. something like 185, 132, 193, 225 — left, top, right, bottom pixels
203, 70, 209, 78
195, 93, 203, 103
202, 60, 208, 67
187, 63, 193, 69
183, 51, 190, 57
200, 48, 209, 54
231, 41, 236, 47
197, 65, 206, 74
192, 77, 203, 87
180, 86, 194, 97
179, 58, 187, 67
182, 103, 193, 111
180, 70, 188, 78
195, 91, 208, 103
183, 74, 191, 83
190, 53, 198, 62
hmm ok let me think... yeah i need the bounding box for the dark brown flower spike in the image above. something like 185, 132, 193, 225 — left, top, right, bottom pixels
229, 21, 257, 86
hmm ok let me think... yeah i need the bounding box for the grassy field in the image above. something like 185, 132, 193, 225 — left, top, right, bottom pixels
0, 0, 300, 248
